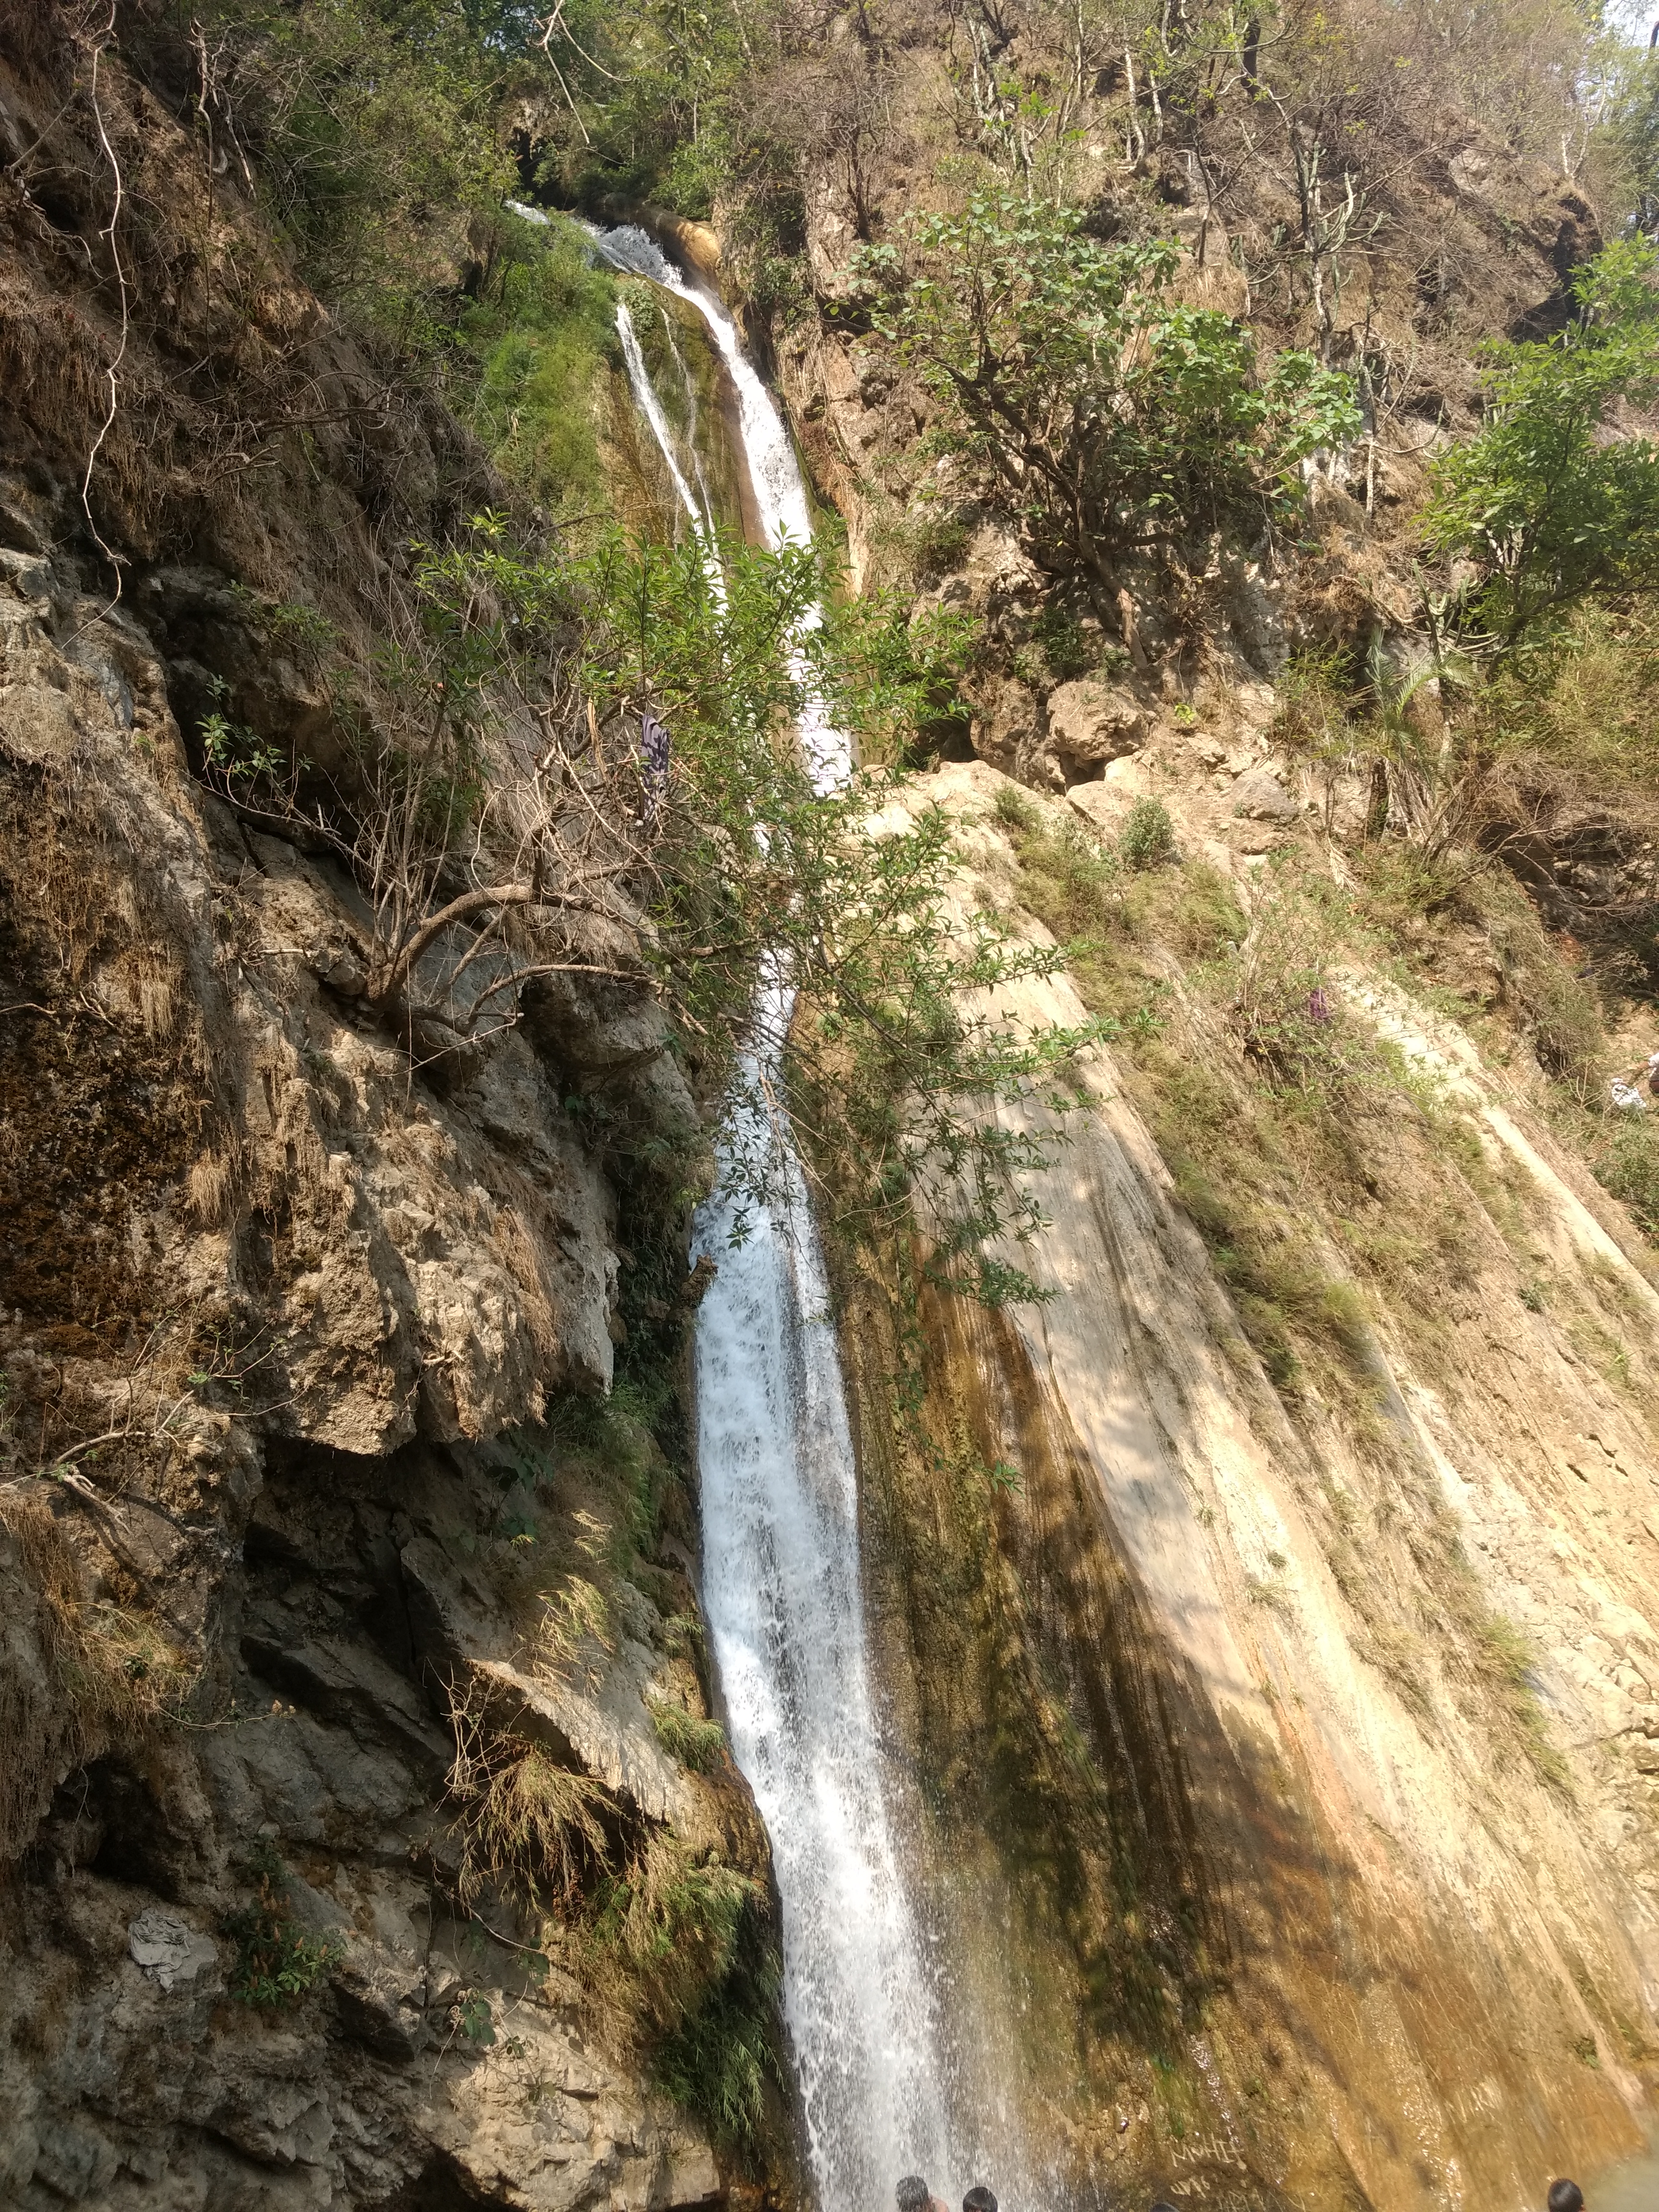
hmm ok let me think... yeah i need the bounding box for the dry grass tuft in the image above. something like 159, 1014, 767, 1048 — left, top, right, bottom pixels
0, 1493, 194, 1862
446, 1695, 616, 1911
187, 1150, 237, 1226
492, 1204, 561, 1359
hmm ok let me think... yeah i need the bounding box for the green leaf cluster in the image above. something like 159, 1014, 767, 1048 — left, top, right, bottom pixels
222, 1839, 345, 2006
850, 196, 1360, 588
1424, 240, 1659, 643
404, 517, 1097, 1285
460, 210, 621, 519
186, 0, 515, 330
1611, 48, 1659, 242
592, 1846, 782, 2153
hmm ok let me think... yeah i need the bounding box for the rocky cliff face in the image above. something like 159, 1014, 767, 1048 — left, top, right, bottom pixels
0, 421, 772, 2212
5, 1, 1659, 2208
745, 24, 1659, 2193
0, 22, 773, 2209
840, 763, 1659, 2212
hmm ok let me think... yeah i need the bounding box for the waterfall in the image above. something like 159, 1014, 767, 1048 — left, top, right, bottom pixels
614, 297, 710, 540
594, 217, 962, 2212
587, 223, 849, 794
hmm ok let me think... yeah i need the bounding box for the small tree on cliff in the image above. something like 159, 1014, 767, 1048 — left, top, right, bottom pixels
849, 196, 1360, 591
1424, 240, 1659, 646
203, 520, 1102, 1301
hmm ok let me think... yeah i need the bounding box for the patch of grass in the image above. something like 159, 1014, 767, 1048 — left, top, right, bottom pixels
1348, 840, 1476, 943
991, 781, 1042, 836
869, 497, 974, 582
1466, 1612, 1574, 1796
1469, 870, 1607, 1087
1568, 1315, 1634, 1394
1171, 1151, 1372, 1395
588, 1840, 779, 2115
1353, 1617, 1435, 1720
464, 215, 619, 524
648, 1889, 784, 2155
998, 806, 1238, 1042
1582, 1112, 1659, 1241
648, 1695, 727, 1772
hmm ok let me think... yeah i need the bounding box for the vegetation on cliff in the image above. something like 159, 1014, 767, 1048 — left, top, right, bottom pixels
7, 0, 1659, 2196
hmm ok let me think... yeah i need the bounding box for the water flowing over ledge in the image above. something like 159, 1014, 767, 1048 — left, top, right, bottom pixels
589, 213, 968, 2212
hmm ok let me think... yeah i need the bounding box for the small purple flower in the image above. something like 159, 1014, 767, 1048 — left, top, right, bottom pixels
1307, 986, 1332, 1024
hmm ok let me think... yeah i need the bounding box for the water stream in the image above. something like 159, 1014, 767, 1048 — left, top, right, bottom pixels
589, 218, 966, 2212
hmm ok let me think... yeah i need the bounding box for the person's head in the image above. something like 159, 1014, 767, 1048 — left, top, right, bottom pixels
897, 2178, 930, 2212
1548, 2183, 1584, 2212
963, 2189, 997, 2212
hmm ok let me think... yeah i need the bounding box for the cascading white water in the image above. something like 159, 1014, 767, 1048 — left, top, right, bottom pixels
614, 297, 709, 539
587, 223, 849, 794
593, 215, 963, 2211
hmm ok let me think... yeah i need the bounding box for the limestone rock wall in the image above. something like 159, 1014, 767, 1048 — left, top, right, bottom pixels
844, 763, 1659, 2212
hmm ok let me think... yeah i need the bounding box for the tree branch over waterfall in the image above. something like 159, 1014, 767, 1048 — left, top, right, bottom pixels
196, 515, 1099, 1293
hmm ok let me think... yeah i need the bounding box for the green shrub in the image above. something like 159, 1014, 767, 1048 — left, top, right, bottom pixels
1118, 797, 1178, 872
1425, 240, 1659, 643
648, 1890, 783, 2156
851, 197, 1359, 589
222, 1840, 344, 2006
1588, 1115, 1659, 1239
398, 522, 1103, 1294
190, 0, 513, 330
463, 216, 619, 520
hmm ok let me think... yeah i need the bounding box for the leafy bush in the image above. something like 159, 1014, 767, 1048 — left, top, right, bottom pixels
188, 0, 514, 331
851, 197, 1359, 589
462, 213, 621, 520
223, 1840, 345, 2006
649, 1891, 783, 2155
1584, 1114, 1659, 1241
230, 515, 1100, 1295
1118, 797, 1178, 872
1425, 240, 1659, 644
1611, 48, 1659, 241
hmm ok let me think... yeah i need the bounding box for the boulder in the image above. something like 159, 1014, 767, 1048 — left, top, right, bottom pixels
967, 675, 1040, 777
126, 1908, 218, 1994
1045, 680, 1147, 780
1230, 768, 1299, 822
